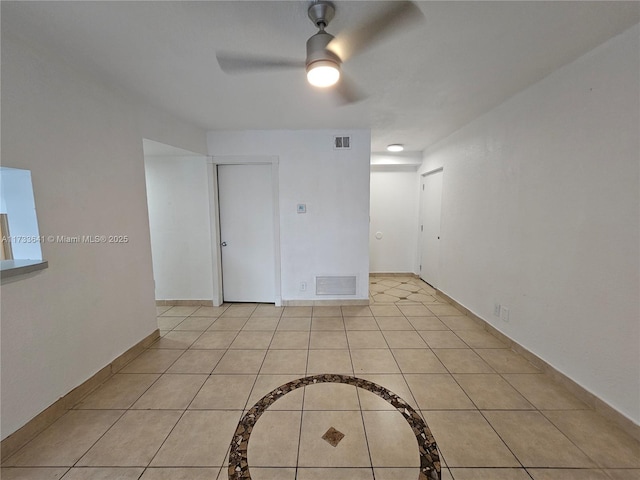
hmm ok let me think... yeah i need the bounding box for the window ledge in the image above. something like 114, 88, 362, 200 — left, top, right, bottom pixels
1, 259, 48, 279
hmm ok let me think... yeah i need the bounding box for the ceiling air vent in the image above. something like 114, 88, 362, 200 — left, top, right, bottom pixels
333, 136, 351, 150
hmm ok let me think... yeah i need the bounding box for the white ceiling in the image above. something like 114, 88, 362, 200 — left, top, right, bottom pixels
3, 1, 638, 153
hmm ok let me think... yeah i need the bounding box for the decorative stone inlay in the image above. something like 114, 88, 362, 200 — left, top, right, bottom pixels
321, 427, 345, 447
228, 374, 440, 480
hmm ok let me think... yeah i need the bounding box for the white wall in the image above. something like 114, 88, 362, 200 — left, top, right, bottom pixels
369, 166, 419, 273
144, 155, 213, 301
1, 33, 207, 439
208, 130, 371, 301
419, 25, 640, 423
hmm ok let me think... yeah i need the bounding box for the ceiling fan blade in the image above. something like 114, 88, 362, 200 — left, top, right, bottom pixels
216, 52, 305, 74
333, 73, 368, 105
328, 1, 424, 62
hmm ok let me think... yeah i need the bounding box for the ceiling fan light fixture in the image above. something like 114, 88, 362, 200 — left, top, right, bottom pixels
306, 60, 340, 88
387, 144, 404, 152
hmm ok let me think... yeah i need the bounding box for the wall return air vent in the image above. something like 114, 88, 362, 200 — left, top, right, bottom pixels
333, 136, 351, 150
316, 276, 357, 295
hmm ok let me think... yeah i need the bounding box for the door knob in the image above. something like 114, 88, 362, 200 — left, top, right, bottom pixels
221, 242, 228, 247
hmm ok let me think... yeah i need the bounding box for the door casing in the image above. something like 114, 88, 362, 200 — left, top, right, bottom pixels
208, 156, 281, 306
419, 168, 443, 288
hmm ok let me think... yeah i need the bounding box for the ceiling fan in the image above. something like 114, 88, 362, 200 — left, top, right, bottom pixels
216, 1, 424, 105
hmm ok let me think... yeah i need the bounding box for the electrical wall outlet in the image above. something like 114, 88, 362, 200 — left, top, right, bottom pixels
501, 306, 510, 322
300, 282, 307, 292
494, 303, 501, 316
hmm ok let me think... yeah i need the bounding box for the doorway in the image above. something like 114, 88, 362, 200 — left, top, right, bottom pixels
419, 168, 443, 288
217, 163, 277, 303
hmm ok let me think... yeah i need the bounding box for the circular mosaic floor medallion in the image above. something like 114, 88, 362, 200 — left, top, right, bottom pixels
228, 374, 441, 480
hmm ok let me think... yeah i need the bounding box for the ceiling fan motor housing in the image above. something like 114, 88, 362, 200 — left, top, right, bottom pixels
306, 1, 340, 69
306, 29, 340, 67
305, 1, 341, 87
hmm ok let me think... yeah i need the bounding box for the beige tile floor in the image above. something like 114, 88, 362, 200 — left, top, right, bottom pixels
3, 275, 639, 479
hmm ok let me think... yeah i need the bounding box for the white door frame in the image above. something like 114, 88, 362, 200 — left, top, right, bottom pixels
207, 156, 281, 306
418, 167, 443, 288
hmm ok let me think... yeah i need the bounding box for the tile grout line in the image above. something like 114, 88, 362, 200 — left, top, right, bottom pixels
144, 303, 252, 474
438, 351, 531, 473
354, 387, 378, 480
217, 308, 271, 478
376, 279, 461, 476
6, 304, 222, 469
242, 305, 284, 406
236, 306, 301, 476
13, 313, 194, 470
375, 277, 608, 475
404, 279, 518, 474
342, 307, 377, 480
407, 290, 612, 473
373, 299, 444, 476
292, 308, 316, 479
372, 277, 456, 476
374, 278, 475, 474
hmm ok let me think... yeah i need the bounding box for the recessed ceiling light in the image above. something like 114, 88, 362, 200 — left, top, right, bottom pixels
387, 144, 404, 152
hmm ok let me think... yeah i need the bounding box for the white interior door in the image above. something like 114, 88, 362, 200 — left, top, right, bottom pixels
419, 169, 443, 288
218, 164, 275, 303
